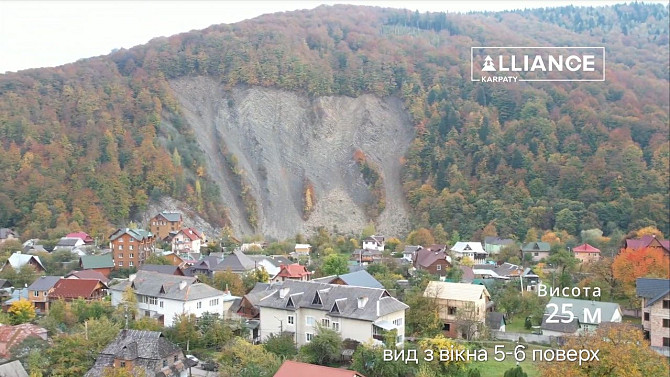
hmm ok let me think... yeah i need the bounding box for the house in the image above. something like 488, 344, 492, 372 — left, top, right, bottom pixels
65, 270, 110, 284
183, 256, 222, 278
79, 254, 115, 277
294, 244, 311, 257
1, 252, 46, 273
573, 243, 601, 263
2, 288, 28, 312
248, 255, 281, 278
484, 237, 516, 255
540, 313, 581, 337
521, 242, 551, 262
413, 246, 452, 276
0, 360, 29, 377
273, 263, 312, 283
472, 262, 523, 281
486, 312, 506, 332
65, 231, 95, 245
109, 228, 156, 269
237, 283, 274, 320
148, 211, 183, 241
22, 239, 47, 254
214, 249, 257, 275
0, 323, 48, 359
545, 297, 622, 332
109, 270, 225, 327
636, 278, 670, 351
450, 242, 487, 262
85, 329, 191, 377
48, 278, 108, 303
351, 248, 383, 264
258, 280, 408, 347
171, 228, 203, 255
521, 267, 540, 291
0, 228, 18, 244
53, 237, 85, 252
402, 245, 422, 262
625, 235, 670, 255
362, 235, 385, 252
26, 276, 61, 313
423, 281, 492, 339
274, 360, 366, 377
162, 252, 187, 267
139, 264, 185, 276
312, 270, 384, 289
241, 242, 265, 253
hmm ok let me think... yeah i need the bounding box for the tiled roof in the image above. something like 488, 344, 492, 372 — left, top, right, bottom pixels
274, 360, 366, 377
79, 254, 114, 269
277, 263, 311, 278
177, 228, 201, 241
65, 270, 109, 283
337, 270, 383, 289
66, 232, 93, 241
625, 235, 670, 251
258, 280, 408, 321
108, 228, 153, 242
156, 211, 182, 223
139, 264, 184, 276
573, 243, 600, 253
0, 228, 17, 240
49, 279, 105, 300
484, 237, 516, 246
110, 270, 223, 301
0, 324, 48, 359
26, 276, 61, 291
414, 248, 450, 269
636, 278, 670, 307
521, 242, 551, 252
56, 237, 82, 247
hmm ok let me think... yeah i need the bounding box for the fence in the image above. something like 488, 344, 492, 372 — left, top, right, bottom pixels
491, 331, 556, 345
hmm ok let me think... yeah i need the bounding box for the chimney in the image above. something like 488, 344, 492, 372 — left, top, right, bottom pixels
357, 296, 368, 309
279, 287, 290, 299
179, 280, 187, 290
376, 300, 380, 316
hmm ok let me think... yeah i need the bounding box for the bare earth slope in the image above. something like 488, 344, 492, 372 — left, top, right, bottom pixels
170, 77, 414, 239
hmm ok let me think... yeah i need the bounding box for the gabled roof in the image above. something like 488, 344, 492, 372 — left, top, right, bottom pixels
258, 280, 408, 321
139, 264, 184, 276
546, 297, 621, 324
274, 360, 366, 377
0, 228, 17, 240
66, 232, 93, 242
423, 281, 491, 302
486, 312, 506, 330
484, 237, 516, 246
0, 360, 29, 377
363, 235, 385, 245
450, 242, 485, 254
414, 248, 451, 269
294, 243, 311, 249
573, 243, 600, 253
27, 276, 61, 291
108, 228, 153, 242
636, 278, 670, 307
0, 324, 48, 358
56, 237, 83, 247
403, 245, 422, 254
5, 253, 45, 271
214, 249, 255, 272
110, 270, 223, 301
65, 270, 110, 284
49, 279, 106, 300
625, 235, 670, 251
337, 270, 383, 289
277, 263, 312, 279
541, 313, 580, 333
80, 254, 114, 269
176, 228, 202, 241
154, 211, 182, 223
521, 242, 551, 252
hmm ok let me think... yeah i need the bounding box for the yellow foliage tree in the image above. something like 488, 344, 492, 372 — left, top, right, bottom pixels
418, 335, 469, 375
8, 298, 36, 324
636, 226, 664, 238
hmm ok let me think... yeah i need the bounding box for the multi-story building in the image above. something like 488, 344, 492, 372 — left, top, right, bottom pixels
424, 281, 492, 339
258, 280, 408, 347
171, 228, 202, 255
109, 228, 156, 269
110, 270, 225, 327
148, 212, 183, 241
26, 276, 61, 314
637, 278, 670, 353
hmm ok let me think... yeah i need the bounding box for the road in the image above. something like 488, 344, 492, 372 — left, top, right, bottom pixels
189, 366, 217, 377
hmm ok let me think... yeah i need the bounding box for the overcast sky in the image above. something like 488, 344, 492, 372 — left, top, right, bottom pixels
0, 0, 647, 73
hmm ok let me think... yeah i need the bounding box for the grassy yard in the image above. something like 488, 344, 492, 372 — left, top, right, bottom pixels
504, 316, 532, 333
623, 315, 641, 325
467, 343, 545, 377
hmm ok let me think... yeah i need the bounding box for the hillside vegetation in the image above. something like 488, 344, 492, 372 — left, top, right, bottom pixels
0, 3, 667, 240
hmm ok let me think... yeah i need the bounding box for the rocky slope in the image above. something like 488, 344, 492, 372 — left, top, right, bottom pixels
170, 77, 415, 239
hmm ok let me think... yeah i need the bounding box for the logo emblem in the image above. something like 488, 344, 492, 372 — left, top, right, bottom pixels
482, 55, 496, 71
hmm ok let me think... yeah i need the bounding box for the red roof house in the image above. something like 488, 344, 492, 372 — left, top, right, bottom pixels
49, 279, 108, 302
65, 231, 94, 244
65, 269, 110, 284
413, 245, 452, 276
573, 243, 601, 263
274, 360, 365, 377
0, 324, 48, 358
272, 263, 312, 282
624, 235, 670, 255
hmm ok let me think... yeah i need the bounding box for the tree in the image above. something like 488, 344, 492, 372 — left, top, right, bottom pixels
504, 366, 528, 377
298, 326, 342, 365
144, 253, 172, 265
8, 299, 36, 324
207, 268, 245, 296
47, 334, 96, 377
361, 222, 376, 238
321, 254, 349, 276
634, 226, 664, 238
540, 323, 669, 377
406, 228, 435, 246
455, 301, 480, 340
76, 316, 120, 353
114, 285, 138, 325
218, 337, 280, 377
351, 343, 413, 377
612, 247, 670, 301
103, 367, 147, 377
404, 289, 443, 337
263, 332, 298, 360
418, 335, 469, 375
497, 245, 521, 265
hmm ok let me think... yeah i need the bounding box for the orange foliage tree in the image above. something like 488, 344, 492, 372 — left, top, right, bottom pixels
612, 247, 670, 299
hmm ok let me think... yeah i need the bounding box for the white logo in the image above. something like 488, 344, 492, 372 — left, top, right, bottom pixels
482, 55, 496, 71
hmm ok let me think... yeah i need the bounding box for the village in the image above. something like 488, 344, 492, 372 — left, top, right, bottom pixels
0, 211, 667, 376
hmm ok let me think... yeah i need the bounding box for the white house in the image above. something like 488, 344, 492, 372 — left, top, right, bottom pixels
450, 242, 486, 261
294, 244, 311, 256
53, 237, 86, 252
258, 280, 408, 347
171, 228, 202, 255
362, 235, 385, 252
402, 245, 422, 262
109, 270, 225, 327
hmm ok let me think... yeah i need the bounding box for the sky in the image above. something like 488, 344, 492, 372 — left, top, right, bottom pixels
0, 0, 648, 73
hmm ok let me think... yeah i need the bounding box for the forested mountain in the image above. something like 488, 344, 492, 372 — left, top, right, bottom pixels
0, 3, 667, 241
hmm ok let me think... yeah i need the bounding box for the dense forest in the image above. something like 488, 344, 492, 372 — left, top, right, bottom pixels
0, 3, 668, 241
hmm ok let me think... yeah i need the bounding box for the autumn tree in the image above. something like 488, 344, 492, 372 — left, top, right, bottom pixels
217, 337, 281, 377
297, 327, 342, 365
206, 268, 245, 296
405, 289, 442, 337
541, 323, 669, 377
407, 228, 435, 246
321, 253, 349, 276
418, 335, 469, 375
612, 247, 670, 301
8, 299, 36, 324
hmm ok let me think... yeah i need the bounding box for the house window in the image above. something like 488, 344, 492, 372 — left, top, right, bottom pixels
129, 261, 134, 267
210, 299, 219, 306
306, 316, 315, 326
120, 361, 126, 367
644, 312, 650, 321
174, 355, 178, 363
119, 238, 123, 242
163, 359, 167, 367
436, 265, 442, 271
396, 335, 403, 344
322, 318, 330, 327
118, 245, 123, 250
306, 333, 314, 342
197, 301, 202, 309
118, 254, 123, 259
159, 301, 164, 308
664, 319, 670, 328
663, 300, 670, 309
393, 318, 403, 327
443, 323, 451, 331
534, 252, 539, 256
33, 290, 39, 297
148, 297, 157, 305
118, 262, 124, 267
129, 253, 134, 258
448, 306, 457, 315
332, 322, 340, 332
129, 245, 134, 250
287, 315, 294, 325
664, 338, 670, 347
